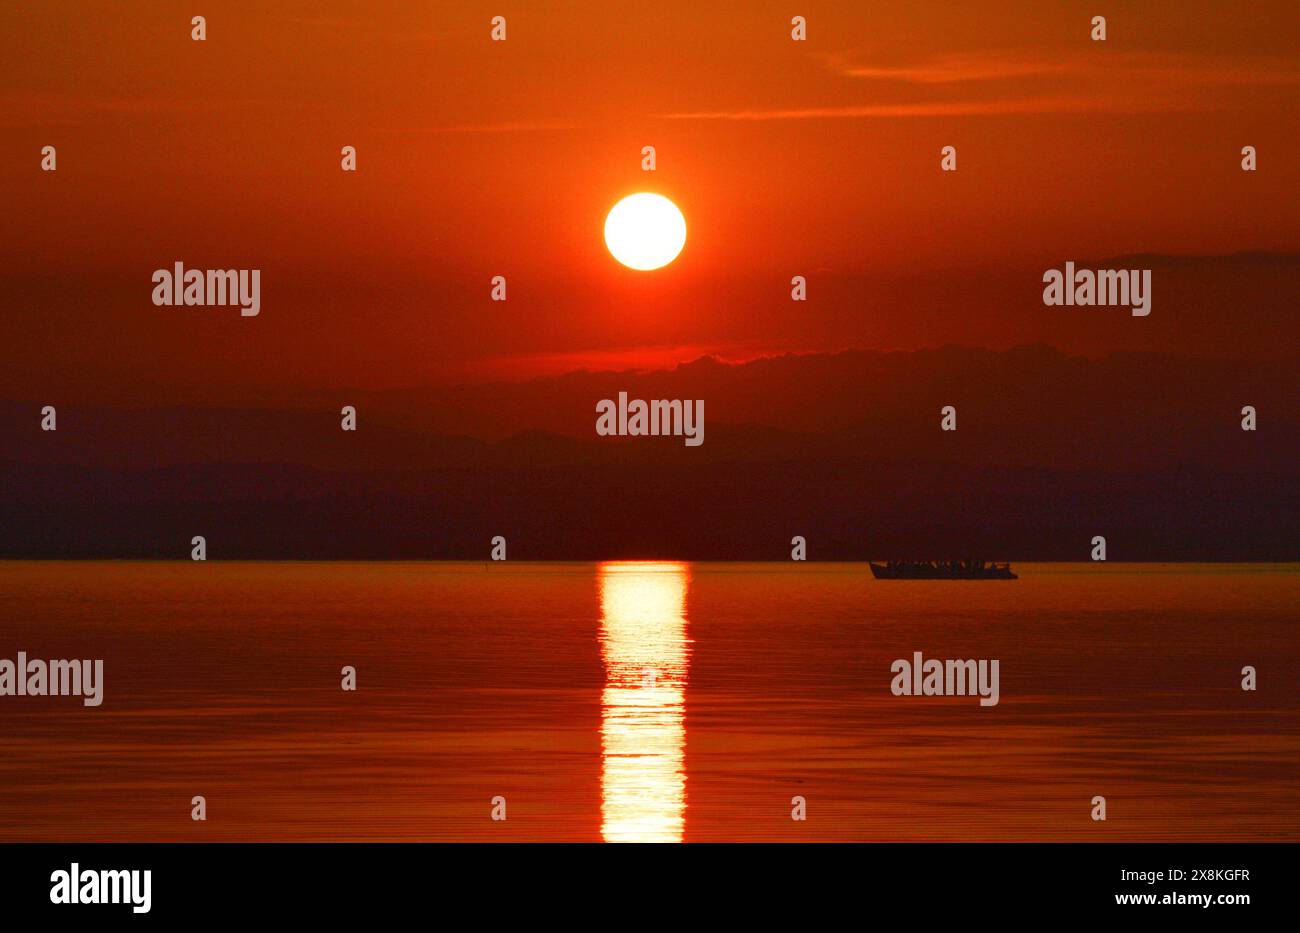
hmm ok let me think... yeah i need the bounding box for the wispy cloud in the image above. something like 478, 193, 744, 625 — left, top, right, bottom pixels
825, 48, 1300, 87
661, 97, 1184, 121
828, 51, 1070, 84
376, 119, 583, 135
663, 49, 1300, 122
0, 93, 287, 128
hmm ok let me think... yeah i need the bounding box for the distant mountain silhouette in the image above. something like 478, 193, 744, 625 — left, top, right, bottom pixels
1, 345, 1294, 559
5, 344, 1292, 471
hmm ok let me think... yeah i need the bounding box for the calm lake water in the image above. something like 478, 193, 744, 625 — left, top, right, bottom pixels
0, 561, 1296, 842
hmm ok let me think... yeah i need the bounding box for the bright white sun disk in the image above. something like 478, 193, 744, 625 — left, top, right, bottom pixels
604, 193, 686, 271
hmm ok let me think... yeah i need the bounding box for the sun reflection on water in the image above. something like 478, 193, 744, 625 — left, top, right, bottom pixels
598, 561, 691, 843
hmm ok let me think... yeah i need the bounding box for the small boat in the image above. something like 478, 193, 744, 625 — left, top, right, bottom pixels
869, 560, 1017, 580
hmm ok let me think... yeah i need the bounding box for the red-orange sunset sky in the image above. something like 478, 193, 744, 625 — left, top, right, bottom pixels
3, 0, 1298, 404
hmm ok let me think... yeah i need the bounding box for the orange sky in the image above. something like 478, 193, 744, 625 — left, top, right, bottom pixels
2, 0, 1297, 398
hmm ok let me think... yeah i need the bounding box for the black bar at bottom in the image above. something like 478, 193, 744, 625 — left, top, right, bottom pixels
0, 842, 1286, 920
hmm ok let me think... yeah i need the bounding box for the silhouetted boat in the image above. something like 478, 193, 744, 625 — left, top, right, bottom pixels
869, 560, 1017, 580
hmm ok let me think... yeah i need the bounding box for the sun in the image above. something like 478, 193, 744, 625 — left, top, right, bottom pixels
604, 193, 686, 271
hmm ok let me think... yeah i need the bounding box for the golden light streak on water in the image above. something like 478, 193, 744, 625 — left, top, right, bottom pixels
598, 561, 691, 842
